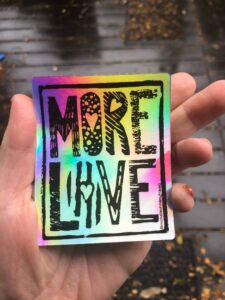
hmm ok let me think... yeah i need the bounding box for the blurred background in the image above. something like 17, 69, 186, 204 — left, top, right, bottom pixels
0, 0, 224, 299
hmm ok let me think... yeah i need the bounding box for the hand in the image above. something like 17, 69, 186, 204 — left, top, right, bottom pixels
0, 73, 224, 300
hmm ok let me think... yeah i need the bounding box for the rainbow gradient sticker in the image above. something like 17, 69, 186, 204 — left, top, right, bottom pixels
32, 74, 174, 246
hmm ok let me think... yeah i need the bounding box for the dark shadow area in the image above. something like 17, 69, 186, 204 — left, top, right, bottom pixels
0, 0, 100, 60
195, 0, 225, 43
114, 238, 200, 300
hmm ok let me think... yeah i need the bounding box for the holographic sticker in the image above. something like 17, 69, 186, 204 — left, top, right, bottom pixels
32, 74, 174, 246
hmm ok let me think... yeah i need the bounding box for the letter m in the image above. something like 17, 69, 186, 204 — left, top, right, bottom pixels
48, 96, 80, 158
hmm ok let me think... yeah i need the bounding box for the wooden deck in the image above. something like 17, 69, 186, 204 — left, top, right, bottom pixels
0, 0, 224, 297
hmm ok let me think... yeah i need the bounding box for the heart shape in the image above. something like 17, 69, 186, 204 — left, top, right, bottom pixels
110, 99, 122, 112
80, 183, 94, 200
85, 113, 98, 131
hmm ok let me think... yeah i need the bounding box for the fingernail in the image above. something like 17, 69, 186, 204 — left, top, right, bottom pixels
182, 184, 194, 198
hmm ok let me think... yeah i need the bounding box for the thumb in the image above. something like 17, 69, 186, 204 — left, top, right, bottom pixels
0, 94, 36, 192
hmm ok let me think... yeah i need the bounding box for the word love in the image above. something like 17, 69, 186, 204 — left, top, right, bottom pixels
49, 89, 158, 158
33, 74, 174, 246
50, 159, 157, 231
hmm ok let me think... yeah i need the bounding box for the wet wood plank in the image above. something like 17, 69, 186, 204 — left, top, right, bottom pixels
6, 61, 204, 82
4, 48, 203, 66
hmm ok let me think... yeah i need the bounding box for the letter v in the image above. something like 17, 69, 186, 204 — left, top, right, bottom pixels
96, 160, 125, 225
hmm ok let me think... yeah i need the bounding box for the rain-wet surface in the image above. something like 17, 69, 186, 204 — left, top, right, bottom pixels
0, 0, 225, 298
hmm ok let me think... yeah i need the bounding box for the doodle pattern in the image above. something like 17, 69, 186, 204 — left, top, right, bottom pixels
81, 92, 102, 156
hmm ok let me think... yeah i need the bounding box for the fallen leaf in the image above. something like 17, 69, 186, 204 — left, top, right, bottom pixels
139, 287, 162, 299
165, 241, 175, 252
200, 247, 207, 255
131, 288, 138, 295
201, 287, 210, 300
176, 233, 183, 245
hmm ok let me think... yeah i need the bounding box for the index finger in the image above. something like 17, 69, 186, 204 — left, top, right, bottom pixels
171, 80, 225, 144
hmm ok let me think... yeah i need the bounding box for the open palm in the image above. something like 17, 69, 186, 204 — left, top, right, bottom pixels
0, 73, 224, 300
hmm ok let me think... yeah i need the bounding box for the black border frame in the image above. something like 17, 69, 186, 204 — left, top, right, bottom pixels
38, 80, 169, 240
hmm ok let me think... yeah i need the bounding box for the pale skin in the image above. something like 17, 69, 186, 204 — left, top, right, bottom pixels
0, 73, 225, 300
